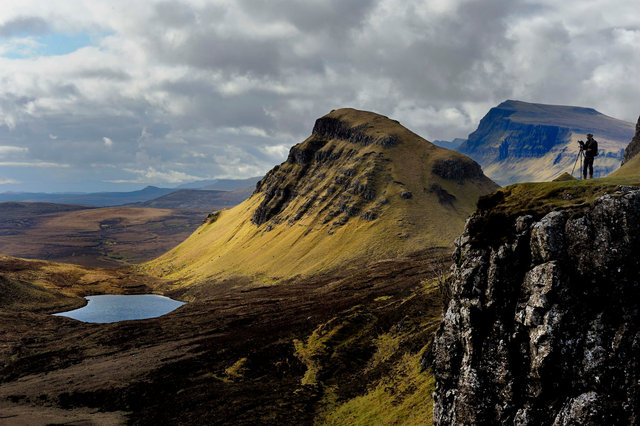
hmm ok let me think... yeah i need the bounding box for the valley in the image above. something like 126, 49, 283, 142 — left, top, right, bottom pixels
0, 203, 208, 267
2, 106, 640, 424
0, 248, 447, 425
0, 185, 253, 267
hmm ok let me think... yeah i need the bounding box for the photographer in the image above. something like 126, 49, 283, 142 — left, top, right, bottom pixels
579, 133, 598, 179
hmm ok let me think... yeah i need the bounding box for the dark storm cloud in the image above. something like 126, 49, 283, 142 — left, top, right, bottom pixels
0, 16, 50, 37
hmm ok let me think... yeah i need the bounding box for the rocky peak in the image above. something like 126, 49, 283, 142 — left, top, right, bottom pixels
251, 109, 407, 227
250, 108, 497, 234
312, 116, 399, 148
432, 187, 640, 425
621, 115, 640, 165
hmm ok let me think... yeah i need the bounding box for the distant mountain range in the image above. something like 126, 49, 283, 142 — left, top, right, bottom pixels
0, 177, 261, 207
127, 187, 254, 210
432, 138, 466, 151
175, 176, 262, 191
457, 100, 636, 185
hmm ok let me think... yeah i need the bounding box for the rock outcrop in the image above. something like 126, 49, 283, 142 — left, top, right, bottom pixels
621, 115, 640, 165
433, 188, 640, 425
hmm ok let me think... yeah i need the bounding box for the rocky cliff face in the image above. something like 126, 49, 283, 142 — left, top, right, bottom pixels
457, 100, 634, 184
621, 115, 640, 165
251, 114, 396, 228
433, 188, 640, 425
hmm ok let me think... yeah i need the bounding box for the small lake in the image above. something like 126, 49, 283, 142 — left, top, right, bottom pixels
53, 294, 186, 323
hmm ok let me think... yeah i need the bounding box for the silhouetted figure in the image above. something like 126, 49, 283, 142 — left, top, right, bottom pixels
582, 133, 598, 179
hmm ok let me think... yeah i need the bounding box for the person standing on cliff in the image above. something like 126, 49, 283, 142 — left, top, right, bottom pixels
582, 133, 598, 179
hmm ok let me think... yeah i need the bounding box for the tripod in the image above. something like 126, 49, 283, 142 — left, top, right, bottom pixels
571, 145, 585, 179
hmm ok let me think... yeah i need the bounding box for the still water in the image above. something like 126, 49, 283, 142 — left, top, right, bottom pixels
53, 294, 186, 323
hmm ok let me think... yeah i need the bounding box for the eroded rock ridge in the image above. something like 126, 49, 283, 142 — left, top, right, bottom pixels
621, 115, 640, 165
433, 188, 640, 425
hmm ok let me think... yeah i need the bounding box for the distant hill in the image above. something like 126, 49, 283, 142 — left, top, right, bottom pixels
0, 186, 176, 207
145, 108, 498, 285
129, 187, 253, 210
457, 100, 635, 185
0, 203, 207, 267
176, 176, 262, 191
432, 138, 466, 151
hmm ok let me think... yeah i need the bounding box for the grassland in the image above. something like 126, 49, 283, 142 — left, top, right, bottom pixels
0, 255, 163, 312
0, 248, 447, 424
0, 203, 208, 267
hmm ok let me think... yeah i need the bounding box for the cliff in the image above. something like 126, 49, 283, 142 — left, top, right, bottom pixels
432, 186, 640, 424
621, 115, 640, 165
457, 100, 634, 184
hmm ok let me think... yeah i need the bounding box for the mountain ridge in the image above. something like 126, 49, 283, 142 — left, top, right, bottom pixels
145, 108, 498, 286
457, 100, 635, 184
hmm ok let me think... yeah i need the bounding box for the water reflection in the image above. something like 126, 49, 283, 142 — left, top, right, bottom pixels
53, 294, 185, 323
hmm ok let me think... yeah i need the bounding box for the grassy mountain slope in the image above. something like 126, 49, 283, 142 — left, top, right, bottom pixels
0, 255, 158, 312
458, 100, 635, 184
145, 108, 497, 285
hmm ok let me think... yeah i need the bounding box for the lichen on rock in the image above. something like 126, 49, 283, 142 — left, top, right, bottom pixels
432, 188, 640, 425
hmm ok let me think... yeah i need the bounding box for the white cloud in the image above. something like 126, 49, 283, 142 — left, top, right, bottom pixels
110, 166, 204, 184
0, 146, 28, 155
0, 178, 20, 184
103, 136, 113, 147
261, 144, 290, 159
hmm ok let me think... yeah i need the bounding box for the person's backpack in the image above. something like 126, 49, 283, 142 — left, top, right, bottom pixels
593, 142, 599, 156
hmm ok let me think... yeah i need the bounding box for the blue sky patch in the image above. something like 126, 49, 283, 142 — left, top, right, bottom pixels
2, 32, 101, 59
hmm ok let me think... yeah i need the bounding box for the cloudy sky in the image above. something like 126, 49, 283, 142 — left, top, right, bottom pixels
1, 0, 639, 192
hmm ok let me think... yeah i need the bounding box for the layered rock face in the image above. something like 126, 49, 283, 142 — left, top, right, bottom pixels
457, 100, 634, 184
251, 114, 395, 228
621, 115, 640, 165
433, 188, 640, 425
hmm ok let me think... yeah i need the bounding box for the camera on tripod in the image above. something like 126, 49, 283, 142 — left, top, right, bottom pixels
578, 140, 585, 149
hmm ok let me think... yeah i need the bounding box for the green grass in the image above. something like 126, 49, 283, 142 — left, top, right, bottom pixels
469, 175, 640, 247
320, 352, 435, 425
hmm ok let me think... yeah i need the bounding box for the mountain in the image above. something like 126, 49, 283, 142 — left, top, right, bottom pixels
145, 108, 498, 285
432, 137, 466, 150
433, 183, 640, 425
127, 187, 253, 210
0, 186, 176, 206
610, 115, 640, 177
457, 100, 635, 185
175, 176, 262, 190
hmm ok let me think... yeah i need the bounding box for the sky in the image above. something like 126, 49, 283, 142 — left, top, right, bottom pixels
0, 0, 639, 192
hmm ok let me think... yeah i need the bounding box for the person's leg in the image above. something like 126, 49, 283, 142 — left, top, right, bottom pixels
583, 156, 588, 179
588, 157, 594, 178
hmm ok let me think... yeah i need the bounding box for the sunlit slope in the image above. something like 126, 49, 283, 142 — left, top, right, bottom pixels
458, 100, 635, 184
145, 109, 498, 284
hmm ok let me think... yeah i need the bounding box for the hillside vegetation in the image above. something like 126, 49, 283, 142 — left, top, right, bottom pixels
145, 108, 497, 286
